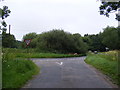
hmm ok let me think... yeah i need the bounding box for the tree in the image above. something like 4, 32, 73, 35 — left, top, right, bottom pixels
99, 1, 120, 21
0, 6, 11, 32
22, 32, 37, 48
2, 33, 16, 48
117, 27, 120, 49
36, 29, 88, 53
101, 26, 119, 50
82, 34, 92, 50
37, 30, 74, 53
83, 34, 106, 52
23, 32, 37, 40
15, 40, 22, 48
73, 33, 88, 53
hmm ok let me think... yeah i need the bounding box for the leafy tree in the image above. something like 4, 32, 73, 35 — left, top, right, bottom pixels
16, 40, 22, 48
101, 26, 119, 50
0, 6, 11, 32
99, 1, 120, 21
73, 33, 88, 53
0, 0, 11, 49
37, 30, 73, 53
82, 34, 92, 50
22, 32, 37, 48
89, 34, 104, 51
23, 32, 37, 40
83, 34, 106, 52
2, 33, 16, 48
36, 29, 87, 53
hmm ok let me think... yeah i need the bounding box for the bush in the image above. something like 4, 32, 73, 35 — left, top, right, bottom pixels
36, 30, 88, 54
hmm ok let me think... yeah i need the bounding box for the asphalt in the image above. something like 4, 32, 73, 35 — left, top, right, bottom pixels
23, 57, 117, 88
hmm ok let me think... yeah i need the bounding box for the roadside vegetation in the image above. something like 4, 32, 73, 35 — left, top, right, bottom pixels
1, 0, 120, 88
2, 48, 85, 88
21, 30, 88, 54
15, 53, 84, 58
85, 50, 120, 86
2, 26, 120, 88
2, 49, 39, 88
2, 26, 120, 54
3, 48, 85, 58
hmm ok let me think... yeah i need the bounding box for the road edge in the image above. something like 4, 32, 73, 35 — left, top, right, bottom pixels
84, 60, 118, 88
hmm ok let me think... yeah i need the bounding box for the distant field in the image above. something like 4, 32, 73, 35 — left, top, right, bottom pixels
3, 48, 85, 58
85, 50, 120, 86
15, 53, 84, 58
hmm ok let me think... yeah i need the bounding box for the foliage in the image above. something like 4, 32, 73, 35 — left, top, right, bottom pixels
0, 6, 11, 19
2, 48, 36, 53
16, 40, 22, 48
104, 50, 118, 61
22, 32, 37, 48
82, 26, 119, 52
2, 47, 85, 88
15, 53, 85, 58
22, 30, 88, 54
2, 49, 39, 88
0, 6, 11, 32
99, 1, 120, 21
21, 26, 119, 53
2, 33, 16, 48
72, 33, 88, 53
3, 48, 85, 58
101, 26, 119, 50
85, 51, 120, 85
83, 34, 106, 52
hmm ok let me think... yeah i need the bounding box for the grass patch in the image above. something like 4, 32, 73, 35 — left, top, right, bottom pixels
3, 48, 85, 58
15, 53, 85, 58
2, 50, 39, 88
85, 51, 120, 86
2, 48, 85, 88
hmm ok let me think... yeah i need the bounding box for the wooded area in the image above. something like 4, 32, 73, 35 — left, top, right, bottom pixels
2, 26, 120, 54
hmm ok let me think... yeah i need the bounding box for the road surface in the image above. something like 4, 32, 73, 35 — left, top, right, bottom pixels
23, 57, 117, 88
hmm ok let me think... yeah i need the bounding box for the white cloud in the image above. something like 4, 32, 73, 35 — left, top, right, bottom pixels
2, 0, 118, 40
5, 0, 97, 4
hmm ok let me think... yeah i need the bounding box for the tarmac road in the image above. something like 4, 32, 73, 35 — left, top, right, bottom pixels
23, 57, 117, 88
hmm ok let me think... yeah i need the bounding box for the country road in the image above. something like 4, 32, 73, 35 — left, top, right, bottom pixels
23, 57, 117, 88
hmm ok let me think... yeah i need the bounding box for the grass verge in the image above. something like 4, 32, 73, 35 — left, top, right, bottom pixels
15, 53, 85, 58
2, 48, 85, 88
3, 48, 85, 58
2, 51, 39, 88
85, 51, 120, 86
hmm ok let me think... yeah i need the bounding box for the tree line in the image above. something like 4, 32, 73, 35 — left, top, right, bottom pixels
2, 26, 120, 54
21, 30, 88, 54
83, 26, 120, 52
1, 0, 120, 54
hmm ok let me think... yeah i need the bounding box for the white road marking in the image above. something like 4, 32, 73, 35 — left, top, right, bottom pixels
56, 62, 63, 65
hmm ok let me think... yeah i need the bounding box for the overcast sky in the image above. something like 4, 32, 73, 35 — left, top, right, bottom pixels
0, 0, 118, 41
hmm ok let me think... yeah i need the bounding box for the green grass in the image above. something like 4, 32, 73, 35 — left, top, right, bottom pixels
2, 48, 85, 88
2, 49, 39, 88
15, 53, 85, 58
85, 51, 120, 86
3, 59, 39, 88
3, 48, 85, 58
